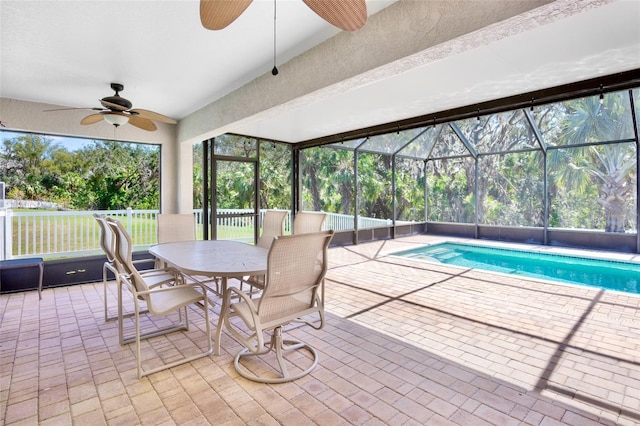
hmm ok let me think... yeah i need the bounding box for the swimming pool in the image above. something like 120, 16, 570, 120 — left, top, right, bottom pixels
392, 242, 640, 295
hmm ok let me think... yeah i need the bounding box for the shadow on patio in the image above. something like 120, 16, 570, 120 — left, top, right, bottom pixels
1, 235, 639, 425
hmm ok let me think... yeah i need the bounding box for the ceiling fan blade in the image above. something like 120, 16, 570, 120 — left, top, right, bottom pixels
200, 0, 253, 30
129, 115, 157, 132
100, 99, 129, 111
80, 113, 105, 125
303, 0, 367, 31
130, 108, 177, 124
44, 107, 105, 112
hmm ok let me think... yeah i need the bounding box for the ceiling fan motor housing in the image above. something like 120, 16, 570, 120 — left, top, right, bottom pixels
103, 83, 133, 110
102, 96, 132, 110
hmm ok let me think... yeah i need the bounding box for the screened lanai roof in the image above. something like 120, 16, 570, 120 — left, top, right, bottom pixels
324, 88, 640, 161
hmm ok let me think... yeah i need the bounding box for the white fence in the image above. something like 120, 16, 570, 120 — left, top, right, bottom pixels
1, 208, 391, 259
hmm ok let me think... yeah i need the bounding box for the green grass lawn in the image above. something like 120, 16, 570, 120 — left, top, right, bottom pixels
10, 210, 258, 257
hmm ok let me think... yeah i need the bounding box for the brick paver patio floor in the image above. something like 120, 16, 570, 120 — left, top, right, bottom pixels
2, 235, 639, 425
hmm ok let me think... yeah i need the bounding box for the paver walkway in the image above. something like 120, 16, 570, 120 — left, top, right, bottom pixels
1, 235, 639, 425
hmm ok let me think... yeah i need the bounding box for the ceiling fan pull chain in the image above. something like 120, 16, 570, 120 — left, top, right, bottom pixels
272, 0, 278, 76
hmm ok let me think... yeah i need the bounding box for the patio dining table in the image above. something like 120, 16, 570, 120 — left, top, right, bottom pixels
148, 240, 268, 297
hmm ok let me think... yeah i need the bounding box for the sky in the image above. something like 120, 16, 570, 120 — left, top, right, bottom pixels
1, 130, 101, 152
47, 135, 93, 151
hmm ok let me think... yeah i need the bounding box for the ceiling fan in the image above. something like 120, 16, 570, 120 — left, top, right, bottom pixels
45, 83, 177, 132
200, 0, 367, 31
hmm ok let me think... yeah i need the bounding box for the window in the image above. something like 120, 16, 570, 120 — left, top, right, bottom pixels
1, 131, 160, 210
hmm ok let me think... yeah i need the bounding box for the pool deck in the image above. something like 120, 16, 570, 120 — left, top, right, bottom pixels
1, 234, 639, 425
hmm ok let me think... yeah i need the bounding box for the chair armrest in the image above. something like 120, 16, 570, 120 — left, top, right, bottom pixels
139, 268, 183, 288
139, 267, 177, 275
225, 287, 258, 312
132, 258, 156, 266
137, 281, 209, 297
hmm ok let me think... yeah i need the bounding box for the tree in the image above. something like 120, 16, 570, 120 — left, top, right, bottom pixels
0, 134, 69, 202
192, 142, 205, 209
395, 157, 425, 221
358, 152, 392, 219
547, 93, 636, 232
79, 141, 160, 210
300, 147, 354, 215
259, 141, 291, 210
0, 133, 160, 210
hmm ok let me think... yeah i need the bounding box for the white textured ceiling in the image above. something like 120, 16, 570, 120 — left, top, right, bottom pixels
0, 0, 394, 121
1, 0, 640, 143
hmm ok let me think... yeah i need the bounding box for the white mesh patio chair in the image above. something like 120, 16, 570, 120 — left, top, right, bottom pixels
107, 217, 188, 343
108, 218, 213, 378
256, 210, 288, 249
241, 209, 288, 293
157, 213, 221, 295
293, 211, 326, 234
292, 211, 328, 304
216, 230, 334, 383
95, 214, 159, 322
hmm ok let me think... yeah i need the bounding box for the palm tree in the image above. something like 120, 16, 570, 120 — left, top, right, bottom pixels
548, 92, 636, 233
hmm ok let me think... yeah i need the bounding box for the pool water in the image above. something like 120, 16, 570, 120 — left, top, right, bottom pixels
393, 242, 640, 295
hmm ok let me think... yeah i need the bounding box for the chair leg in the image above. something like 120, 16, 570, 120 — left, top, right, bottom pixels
273, 327, 291, 378
118, 278, 125, 345
135, 295, 143, 379
104, 262, 125, 322
122, 314, 190, 346
233, 326, 319, 384
105, 263, 123, 322
118, 280, 181, 346
136, 298, 214, 379
107, 266, 148, 323
104, 263, 110, 322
